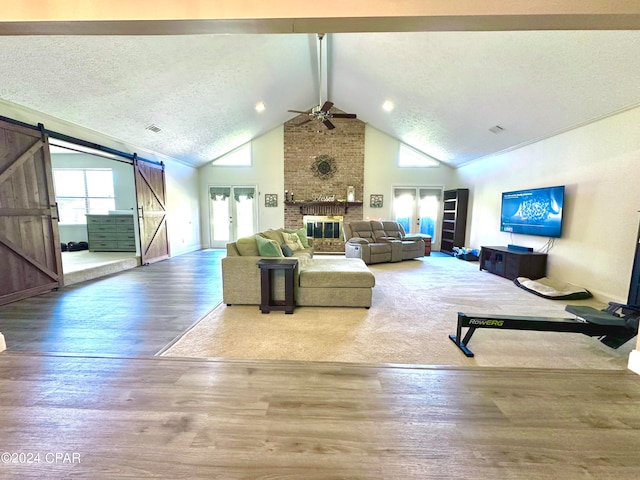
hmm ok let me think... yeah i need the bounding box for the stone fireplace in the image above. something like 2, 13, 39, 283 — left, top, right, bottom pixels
283, 111, 365, 252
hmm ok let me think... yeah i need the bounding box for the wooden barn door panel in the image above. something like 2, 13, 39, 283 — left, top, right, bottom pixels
134, 158, 170, 265
0, 120, 62, 305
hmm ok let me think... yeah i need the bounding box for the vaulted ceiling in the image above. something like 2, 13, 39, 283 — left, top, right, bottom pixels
0, 9, 639, 169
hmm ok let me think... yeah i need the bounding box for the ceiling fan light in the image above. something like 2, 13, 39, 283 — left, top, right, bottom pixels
382, 101, 394, 112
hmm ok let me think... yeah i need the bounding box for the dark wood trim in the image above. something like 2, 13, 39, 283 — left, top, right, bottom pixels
286, 201, 363, 215
0, 208, 52, 216
0, 139, 43, 186
0, 283, 60, 305
0, 232, 59, 280
135, 165, 167, 210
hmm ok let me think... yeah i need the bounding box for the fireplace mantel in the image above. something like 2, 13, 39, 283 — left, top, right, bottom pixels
285, 201, 363, 216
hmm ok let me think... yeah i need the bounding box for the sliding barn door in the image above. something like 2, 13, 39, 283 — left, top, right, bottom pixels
134, 158, 170, 265
0, 120, 63, 305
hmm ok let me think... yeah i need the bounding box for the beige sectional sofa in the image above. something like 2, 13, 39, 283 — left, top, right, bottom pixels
343, 220, 425, 264
222, 228, 375, 308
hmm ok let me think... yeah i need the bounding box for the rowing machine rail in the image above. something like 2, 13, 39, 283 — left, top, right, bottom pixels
449, 304, 639, 357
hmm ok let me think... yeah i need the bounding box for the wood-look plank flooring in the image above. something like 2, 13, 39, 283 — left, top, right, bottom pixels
1, 354, 640, 479
0, 249, 224, 356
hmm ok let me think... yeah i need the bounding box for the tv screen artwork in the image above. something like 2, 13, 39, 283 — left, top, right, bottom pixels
500, 185, 565, 238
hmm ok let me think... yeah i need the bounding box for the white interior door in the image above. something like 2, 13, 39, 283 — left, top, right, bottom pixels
392, 186, 443, 250
209, 186, 257, 248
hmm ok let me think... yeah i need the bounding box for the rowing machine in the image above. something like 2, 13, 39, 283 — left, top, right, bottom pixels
449, 303, 640, 357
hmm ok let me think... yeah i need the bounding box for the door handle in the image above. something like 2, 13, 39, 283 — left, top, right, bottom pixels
138, 206, 144, 219
51, 203, 59, 220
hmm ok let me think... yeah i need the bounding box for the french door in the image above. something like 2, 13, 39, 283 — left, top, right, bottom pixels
209, 185, 257, 248
392, 187, 442, 251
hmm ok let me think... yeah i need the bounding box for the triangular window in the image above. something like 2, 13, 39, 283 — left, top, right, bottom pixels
398, 144, 439, 167
212, 144, 251, 166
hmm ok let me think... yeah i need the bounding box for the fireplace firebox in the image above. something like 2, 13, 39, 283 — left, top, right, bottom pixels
303, 215, 344, 240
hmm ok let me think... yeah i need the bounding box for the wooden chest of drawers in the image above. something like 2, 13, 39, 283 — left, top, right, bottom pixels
86, 214, 136, 252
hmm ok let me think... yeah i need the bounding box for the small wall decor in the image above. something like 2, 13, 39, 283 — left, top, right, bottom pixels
370, 194, 383, 208
265, 194, 278, 207
311, 154, 337, 180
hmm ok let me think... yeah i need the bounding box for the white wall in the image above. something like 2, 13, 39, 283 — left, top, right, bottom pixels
456, 106, 640, 304
198, 126, 285, 246
165, 160, 202, 256
198, 124, 457, 246
364, 126, 455, 222
0, 98, 201, 257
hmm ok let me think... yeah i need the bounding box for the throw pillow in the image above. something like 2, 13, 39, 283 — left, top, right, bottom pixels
261, 229, 284, 245
282, 232, 304, 251
255, 234, 284, 257
280, 244, 294, 257
236, 236, 259, 256
282, 227, 310, 248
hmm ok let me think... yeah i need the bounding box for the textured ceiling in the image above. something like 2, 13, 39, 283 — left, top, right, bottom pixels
0, 30, 639, 168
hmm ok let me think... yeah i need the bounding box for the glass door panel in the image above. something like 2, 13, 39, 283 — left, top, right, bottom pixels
392, 188, 416, 235
209, 186, 257, 248
393, 186, 442, 251
418, 188, 441, 242
235, 193, 255, 239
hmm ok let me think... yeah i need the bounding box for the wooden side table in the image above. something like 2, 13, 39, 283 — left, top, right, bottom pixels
423, 236, 432, 256
257, 258, 298, 314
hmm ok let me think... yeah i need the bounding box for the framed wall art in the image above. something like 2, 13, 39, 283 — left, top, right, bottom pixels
265, 194, 278, 207
370, 194, 383, 208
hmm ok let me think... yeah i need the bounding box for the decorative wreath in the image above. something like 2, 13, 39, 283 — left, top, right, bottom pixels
311, 155, 337, 179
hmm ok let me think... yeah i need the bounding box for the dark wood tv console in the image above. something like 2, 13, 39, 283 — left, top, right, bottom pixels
479, 246, 547, 280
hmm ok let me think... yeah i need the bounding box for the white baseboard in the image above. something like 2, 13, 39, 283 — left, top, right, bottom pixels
628, 350, 640, 375
0, 332, 5, 352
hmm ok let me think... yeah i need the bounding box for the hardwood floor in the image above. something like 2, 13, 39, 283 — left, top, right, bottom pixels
1, 354, 640, 479
2, 248, 640, 478
0, 249, 224, 356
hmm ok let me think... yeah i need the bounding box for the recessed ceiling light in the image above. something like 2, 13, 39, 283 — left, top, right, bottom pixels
382, 101, 394, 112
255, 102, 266, 112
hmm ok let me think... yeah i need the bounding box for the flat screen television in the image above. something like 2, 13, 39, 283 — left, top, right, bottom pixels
500, 185, 565, 238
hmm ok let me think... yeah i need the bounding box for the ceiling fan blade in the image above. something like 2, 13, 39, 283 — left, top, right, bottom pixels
323, 119, 335, 130
296, 118, 313, 126
320, 101, 334, 113
288, 109, 309, 114
330, 113, 357, 119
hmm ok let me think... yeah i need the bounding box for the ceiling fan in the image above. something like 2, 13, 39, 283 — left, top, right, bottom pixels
288, 33, 357, 130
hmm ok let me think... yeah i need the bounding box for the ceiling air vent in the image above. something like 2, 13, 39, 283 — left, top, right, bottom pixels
489, 125, 504, 134
145, 124, 162, 133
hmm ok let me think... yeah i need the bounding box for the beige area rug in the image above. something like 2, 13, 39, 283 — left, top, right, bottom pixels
162, 255, 634, 369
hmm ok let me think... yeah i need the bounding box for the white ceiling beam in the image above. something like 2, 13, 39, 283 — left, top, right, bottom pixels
1, 0, 640, 35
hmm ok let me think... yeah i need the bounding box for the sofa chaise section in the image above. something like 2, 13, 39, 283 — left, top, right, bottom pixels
297, 257, 375, 308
